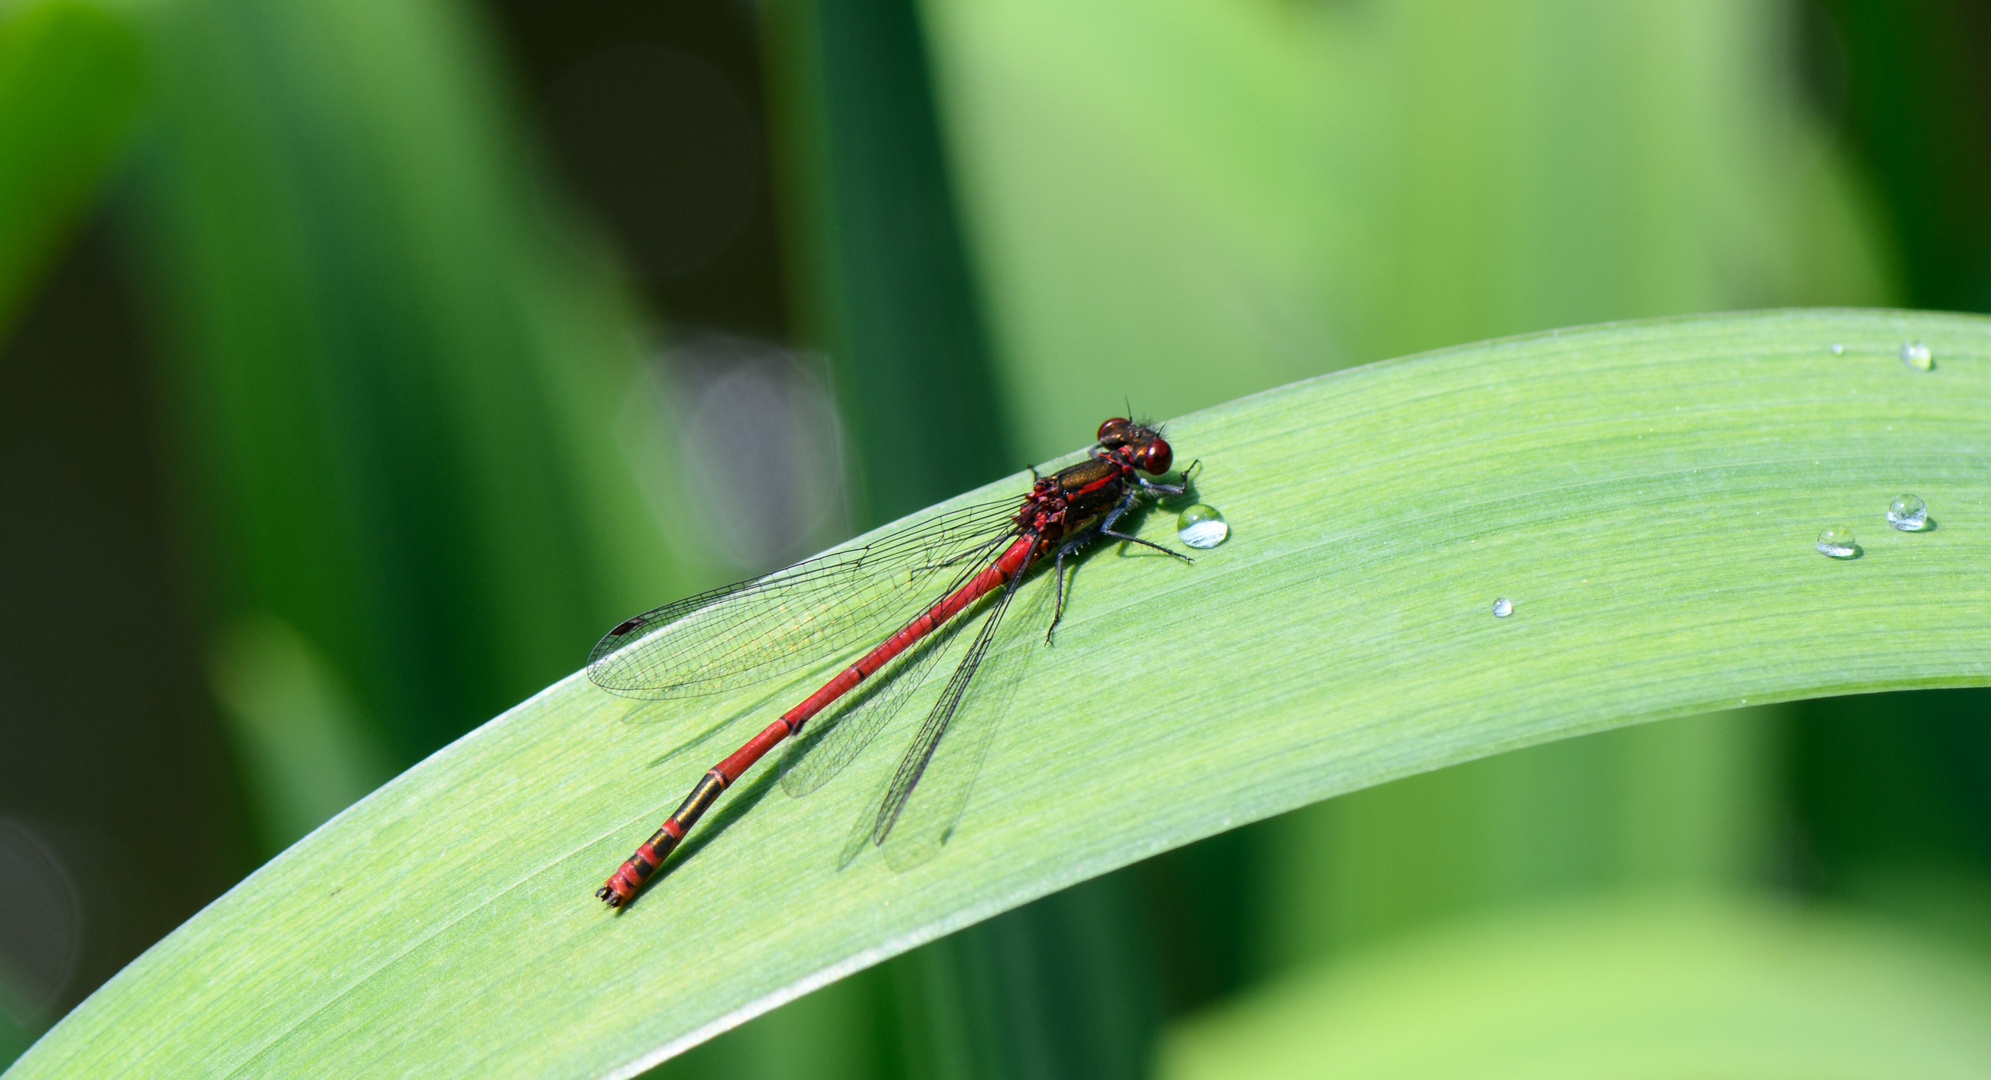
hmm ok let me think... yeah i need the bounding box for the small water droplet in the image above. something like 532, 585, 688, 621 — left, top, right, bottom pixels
1175, 504, 1228, 549
1829, 342, 1844, 355
1887, 493, 1929, 531
1900, 340, 1933, 371
1491, 597, 1513, 618
1815, 525, 1859, 559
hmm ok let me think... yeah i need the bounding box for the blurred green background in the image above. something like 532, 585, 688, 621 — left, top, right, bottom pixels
1, 0, 1988, 1075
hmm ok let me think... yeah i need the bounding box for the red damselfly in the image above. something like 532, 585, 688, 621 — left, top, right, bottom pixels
589, 418, 1195, 906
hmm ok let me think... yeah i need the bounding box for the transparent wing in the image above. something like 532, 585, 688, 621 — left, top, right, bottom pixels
775, 605, 969, 798
587, 499, 1019, 699
839, 563, 1039, 871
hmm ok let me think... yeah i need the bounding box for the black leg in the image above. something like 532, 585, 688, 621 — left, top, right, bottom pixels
1094, 484, 1191, 562
1097, 485, 1142, 533
1046, 548, 1070, 641
1044, 516, 1110, 641
1102, 527, 1193, 562
1042, 473, 1195, 642
1136, 458, 1200, 499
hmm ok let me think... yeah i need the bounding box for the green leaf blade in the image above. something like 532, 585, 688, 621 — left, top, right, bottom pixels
11, 308, 1991, 1079
0, 0, 145, 331
1158, 896, 1991, 1079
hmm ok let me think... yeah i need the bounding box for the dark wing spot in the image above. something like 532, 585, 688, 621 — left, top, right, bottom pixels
610, 617, 645, 636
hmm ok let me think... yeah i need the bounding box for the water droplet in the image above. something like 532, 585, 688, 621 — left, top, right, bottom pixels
1491, 597, 1513, 618
1175, 504, 1228, 549
1815, 525, 1859, 559
1900, 340, 1933, 371
1887, 493, 1929, 531
1829, 342, 1844, 355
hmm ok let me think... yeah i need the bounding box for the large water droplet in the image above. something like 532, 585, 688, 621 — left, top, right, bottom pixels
1491, 597, 1513, 618
1815, 525, 1859, 559
1887, 493, 1929, 531
1900, 340, 1933, 371
1175, 504, 1228, 549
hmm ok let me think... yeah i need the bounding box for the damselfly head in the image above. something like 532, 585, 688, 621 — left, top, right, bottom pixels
1096, 416, 1172, 474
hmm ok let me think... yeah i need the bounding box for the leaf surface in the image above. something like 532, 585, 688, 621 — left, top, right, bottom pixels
12, 309, 1991, 1079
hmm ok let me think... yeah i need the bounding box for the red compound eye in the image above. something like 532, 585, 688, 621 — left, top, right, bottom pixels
1141, 438, 1173, 475
1096, 417, 1132, 447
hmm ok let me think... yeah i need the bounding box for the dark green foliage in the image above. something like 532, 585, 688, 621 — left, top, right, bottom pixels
0, 0, 144, 327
